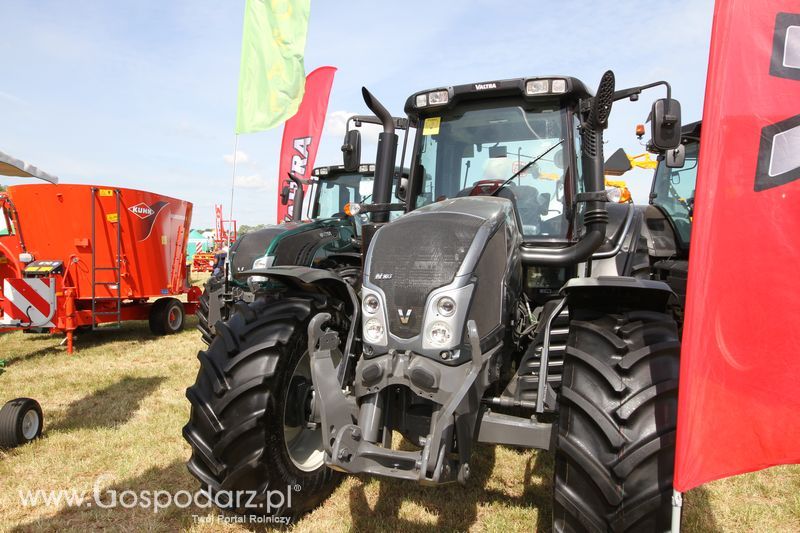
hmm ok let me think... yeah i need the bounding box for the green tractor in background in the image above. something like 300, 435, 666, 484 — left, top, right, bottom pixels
198, 115, 410, 345
604, 120, 700, 316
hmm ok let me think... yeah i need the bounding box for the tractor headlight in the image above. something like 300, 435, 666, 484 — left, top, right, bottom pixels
526, 79, 549, 95
361, 288, 387, 346
364, 318, 385, 343
436, 296, 456, 317
415, 89, 449, 108
252, 255, 274, 270
525, 78, 568, 96
427, 321, 452, 347
427, 90, 449, 106
363, 294, 380, 315
421, 284, 474, 351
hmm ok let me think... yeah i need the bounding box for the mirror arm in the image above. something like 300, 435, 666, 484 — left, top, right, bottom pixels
613, 80, 673, 110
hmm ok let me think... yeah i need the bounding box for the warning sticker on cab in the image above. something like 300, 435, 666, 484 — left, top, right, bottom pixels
423, 117, 441, 135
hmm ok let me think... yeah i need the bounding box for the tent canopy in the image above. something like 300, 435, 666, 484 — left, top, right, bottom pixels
0, 150, 59, 184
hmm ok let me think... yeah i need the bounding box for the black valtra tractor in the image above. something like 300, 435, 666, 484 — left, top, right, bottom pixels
184, 72, 687, 531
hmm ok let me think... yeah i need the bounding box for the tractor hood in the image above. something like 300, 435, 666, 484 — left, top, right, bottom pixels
229, 225, 290, 279
362, 196, 519, 360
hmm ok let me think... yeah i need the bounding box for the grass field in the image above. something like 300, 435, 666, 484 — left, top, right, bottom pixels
1, 295, 799, 532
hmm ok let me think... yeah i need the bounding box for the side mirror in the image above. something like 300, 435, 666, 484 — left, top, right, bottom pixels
666, 143, 686, 168
341, 129, 361, 172
395, 174, 408, 202
279, 184, 291, 205
650, 98, 682, 150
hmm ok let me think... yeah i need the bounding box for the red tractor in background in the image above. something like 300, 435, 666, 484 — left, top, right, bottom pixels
191, 204, 237, 273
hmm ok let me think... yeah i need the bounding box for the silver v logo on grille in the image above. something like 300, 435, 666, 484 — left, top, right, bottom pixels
397, 309, 412, 324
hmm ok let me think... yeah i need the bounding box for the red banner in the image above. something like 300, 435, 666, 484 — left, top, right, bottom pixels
675, 0, 800, 491
276, 66, 336, 222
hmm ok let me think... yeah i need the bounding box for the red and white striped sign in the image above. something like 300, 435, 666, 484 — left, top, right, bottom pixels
0, 277, 56, 328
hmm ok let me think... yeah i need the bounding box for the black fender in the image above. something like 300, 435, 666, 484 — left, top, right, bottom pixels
322, 252, 362, 267
561, 276, 675, 313
242, 265, 359, 317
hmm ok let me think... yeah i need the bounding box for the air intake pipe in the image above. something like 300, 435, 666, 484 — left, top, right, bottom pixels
287, 173, 306, 222
520, 71, 614, 266
361, 87, 398, 224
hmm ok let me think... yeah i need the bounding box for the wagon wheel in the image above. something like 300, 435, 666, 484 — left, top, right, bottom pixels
149, 297, 185, 335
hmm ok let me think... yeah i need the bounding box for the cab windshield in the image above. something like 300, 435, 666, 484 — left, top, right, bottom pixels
414, 100, 570, 239
314, 172, 375, 218
651, 140, 699, 248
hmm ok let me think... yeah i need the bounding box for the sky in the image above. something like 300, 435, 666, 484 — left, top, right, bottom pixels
0, 1, 714, 228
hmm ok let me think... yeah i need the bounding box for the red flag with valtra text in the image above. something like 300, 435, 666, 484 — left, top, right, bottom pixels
674, 0, 800, 491
276, 66, 336, 222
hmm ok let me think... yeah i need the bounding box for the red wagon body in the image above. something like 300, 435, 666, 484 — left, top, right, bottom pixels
0, 183, 200, 352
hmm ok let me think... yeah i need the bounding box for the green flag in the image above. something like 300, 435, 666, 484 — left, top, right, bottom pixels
235, 0, 311, 134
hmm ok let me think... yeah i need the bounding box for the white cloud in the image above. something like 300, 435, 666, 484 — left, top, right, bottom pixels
0, 91, 24, 105
234, 173, 266, 189
324, 110, 357, 137
223, 150, 249, 165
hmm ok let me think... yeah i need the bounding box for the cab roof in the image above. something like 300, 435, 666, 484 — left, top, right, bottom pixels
404, 76, 593, 123
312, 164, 375, 178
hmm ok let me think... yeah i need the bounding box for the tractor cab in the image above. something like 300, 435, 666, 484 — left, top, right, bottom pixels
405, 78, 588, 245
648, 120, 701, 254
308, 164, 377, 220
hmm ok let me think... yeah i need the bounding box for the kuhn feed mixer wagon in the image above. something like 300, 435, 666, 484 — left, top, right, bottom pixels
0, 151, 199, 353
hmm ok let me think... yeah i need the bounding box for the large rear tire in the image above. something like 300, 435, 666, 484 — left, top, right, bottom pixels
183, 295, 344, 520
553, 309, 680, 532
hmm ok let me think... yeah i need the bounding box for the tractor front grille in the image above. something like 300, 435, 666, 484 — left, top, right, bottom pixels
368, 213, 483, 338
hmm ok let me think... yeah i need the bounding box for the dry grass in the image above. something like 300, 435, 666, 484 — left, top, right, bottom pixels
1, 292, 799, 532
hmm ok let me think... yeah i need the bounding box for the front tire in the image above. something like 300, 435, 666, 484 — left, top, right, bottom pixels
183, 295, 343, 519
553, 309, 680, 532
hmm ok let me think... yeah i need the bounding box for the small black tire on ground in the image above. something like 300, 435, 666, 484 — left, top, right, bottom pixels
553, 308, 680, 532
183, 294, 344, 521
0, 398, 44, 448
149, 297, 185, 335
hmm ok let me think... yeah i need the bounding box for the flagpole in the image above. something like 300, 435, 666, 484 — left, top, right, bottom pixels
671, 490, 683, 532
227, 134, 239, 248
